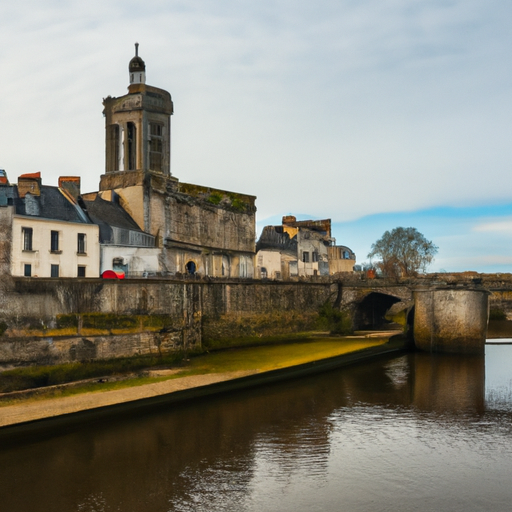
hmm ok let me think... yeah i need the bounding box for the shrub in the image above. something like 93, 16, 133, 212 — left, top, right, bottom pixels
489, 308, 507, 321
317, 302, 352, 335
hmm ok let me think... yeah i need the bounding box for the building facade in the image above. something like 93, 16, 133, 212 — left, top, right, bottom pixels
97, 45, 256, 278
256, 216, 356, 279
2, 173, 100, 278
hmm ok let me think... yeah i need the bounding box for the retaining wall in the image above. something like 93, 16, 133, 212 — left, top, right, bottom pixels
0, 278, 335, 367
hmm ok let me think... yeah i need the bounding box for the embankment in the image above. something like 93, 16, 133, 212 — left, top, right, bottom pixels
0, 278, 336, 367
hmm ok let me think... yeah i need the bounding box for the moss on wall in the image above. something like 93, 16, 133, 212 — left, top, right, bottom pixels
202, 310, 322, 349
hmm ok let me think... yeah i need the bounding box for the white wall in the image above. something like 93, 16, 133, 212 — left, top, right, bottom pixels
256, 250, 283, 279
12, 216, 100, 278
101, 245, 161, 276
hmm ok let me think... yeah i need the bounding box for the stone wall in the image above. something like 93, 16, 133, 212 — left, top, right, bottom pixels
0, 278, 334, 368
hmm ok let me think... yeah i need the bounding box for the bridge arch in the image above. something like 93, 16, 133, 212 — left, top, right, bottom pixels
353, 292, 405, 331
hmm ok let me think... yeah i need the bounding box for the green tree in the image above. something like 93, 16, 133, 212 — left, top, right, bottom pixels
368, 227, 438, 278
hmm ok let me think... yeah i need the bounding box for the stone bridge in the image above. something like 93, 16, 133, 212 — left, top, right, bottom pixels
333, 272, 512, 354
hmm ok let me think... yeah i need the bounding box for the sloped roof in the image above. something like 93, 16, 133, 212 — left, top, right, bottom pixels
82, 195, 145, 243
14, 185, 91, 223
256, 226, 298, 252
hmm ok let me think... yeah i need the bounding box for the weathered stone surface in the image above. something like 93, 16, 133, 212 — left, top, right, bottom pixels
0, 279, 332, 367
413, 287, 489, 354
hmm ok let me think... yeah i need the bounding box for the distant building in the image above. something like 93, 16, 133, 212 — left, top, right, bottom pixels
256, 216, 356, 279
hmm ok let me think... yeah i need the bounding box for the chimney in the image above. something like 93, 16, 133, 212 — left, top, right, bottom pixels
282, 215, 297, 225
0, 169, 8, 185
18, 172, 41, 198
59, 176, 81, 200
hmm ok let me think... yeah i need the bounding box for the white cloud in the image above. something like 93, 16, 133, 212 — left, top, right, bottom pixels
474, 220, 512, 234
1, 0, 511, 228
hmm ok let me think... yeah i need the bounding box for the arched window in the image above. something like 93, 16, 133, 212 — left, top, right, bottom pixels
186, 261, 196, 275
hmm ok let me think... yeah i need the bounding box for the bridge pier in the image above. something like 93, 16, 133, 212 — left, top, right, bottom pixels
413, 287, 489, 354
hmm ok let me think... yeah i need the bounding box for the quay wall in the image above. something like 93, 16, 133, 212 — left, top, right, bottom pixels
0, 278, 335, 367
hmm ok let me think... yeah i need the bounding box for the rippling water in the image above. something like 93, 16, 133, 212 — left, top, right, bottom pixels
1, 345, 512, 511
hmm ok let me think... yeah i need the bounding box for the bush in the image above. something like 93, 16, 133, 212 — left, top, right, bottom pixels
56, 314, 79, 329
489, 308, 507, 321
317, 302, 352, 335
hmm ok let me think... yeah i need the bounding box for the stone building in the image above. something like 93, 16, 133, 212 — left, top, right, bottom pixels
93, 44, 256, 277
256, 216, 356, 279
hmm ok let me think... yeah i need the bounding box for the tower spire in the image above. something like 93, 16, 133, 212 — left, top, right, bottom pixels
129, 43, 146, 85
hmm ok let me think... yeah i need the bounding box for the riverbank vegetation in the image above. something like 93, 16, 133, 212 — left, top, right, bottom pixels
0, 336, 392, 406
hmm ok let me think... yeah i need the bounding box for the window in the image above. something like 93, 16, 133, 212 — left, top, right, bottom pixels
77, 233, 86, 254
149, 122, 163, 172
312, 251, 318, 262
77, 266, 86, 278
302, 251, 309, 263
51, 264, 59, 278
24, 264, 31, 277
22, 227, 33, 251
127, 122, 137, 170
107, 124, 121, 171
50, 231, 59, 252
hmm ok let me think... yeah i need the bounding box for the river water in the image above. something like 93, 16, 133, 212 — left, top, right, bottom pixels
1, 343, 512, 512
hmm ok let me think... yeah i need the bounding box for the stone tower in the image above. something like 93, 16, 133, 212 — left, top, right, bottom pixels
101, 43, 174, 178
99, 44, 175, 235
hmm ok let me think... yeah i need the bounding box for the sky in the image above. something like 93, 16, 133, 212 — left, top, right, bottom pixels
1, 1, 511, 273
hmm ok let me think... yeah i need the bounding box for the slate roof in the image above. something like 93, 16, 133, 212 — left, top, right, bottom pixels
13, 185, 91, 223
82, 195, 144, 243
256, 226, 298, 252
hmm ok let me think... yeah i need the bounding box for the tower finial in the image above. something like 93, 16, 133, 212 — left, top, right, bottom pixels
135, 42, 139, 57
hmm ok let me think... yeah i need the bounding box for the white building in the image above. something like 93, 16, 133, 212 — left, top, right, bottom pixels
5, 173, 100, 278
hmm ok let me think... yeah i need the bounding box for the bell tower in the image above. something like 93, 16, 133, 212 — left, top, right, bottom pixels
101, 43, 174, 178
99, 44, 176, 236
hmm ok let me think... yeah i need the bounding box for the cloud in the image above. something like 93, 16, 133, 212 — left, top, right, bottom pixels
1, 1, 512, 271
474, 220, 512, 234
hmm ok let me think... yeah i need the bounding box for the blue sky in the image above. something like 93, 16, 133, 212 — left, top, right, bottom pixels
0, 1, 511, 273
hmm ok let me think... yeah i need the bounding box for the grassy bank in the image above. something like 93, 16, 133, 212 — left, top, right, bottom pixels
0, 333, 330, 394
0, 336, 392, 407
0, 352, 190, 394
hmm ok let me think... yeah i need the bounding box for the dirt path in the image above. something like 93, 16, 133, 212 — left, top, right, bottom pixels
0, 370, 257, 428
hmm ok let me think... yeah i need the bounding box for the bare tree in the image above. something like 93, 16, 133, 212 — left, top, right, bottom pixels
368, 227, 438, 278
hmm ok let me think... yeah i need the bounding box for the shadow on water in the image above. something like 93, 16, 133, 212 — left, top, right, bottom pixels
0, 348, 511, 512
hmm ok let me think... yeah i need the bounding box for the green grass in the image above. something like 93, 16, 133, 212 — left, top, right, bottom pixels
0, 352, 190, 393
183, 337, 387, 374
203, 332, 322, 351
0, 336, 390, 407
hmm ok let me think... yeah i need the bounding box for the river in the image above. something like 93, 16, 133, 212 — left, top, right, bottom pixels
1, 343, 512, 512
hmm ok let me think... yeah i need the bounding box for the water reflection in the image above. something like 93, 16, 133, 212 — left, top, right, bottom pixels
1, 346, 512, 512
